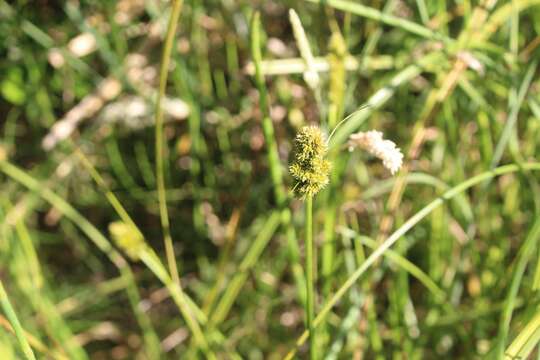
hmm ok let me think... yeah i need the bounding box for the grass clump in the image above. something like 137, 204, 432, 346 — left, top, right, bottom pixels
2, 0, 540, 358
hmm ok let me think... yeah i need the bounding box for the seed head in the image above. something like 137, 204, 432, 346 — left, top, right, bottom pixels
109, 221, 147, 261
348, 130, 403, 174
289, 126, 331, 198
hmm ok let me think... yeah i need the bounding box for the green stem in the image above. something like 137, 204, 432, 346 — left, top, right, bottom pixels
496, 217, 540, 359
305, 196, 316, 359
0, 160, 160, 357
73, 150, 216, 357
303, 0, 451, 43
0, 281, 37, 360
250, 12, 286, 205
139, 251, 215, 359
250, 11, 305, 304
155, 0, 183, 286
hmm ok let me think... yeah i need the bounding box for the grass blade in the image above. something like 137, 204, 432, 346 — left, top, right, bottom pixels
303, 0, 451, 43
495, 217, 540, 358
0, 160, 161, 358
210, 211, 280, 325
490, 60, 538, 169
154, 0, 183, 286
250, 11, 305, 304
0, 281, 36, 360
505, 310, 540, 360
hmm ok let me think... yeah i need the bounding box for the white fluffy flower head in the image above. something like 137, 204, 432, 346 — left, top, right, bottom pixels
348, 130, 403, 174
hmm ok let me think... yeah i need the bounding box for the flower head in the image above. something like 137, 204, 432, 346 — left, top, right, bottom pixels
109, 221, 147, 261
348, 130, 403, 174
289, 126, 331, 198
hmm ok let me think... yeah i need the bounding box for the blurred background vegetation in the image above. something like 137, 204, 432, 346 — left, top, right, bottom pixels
1, 0, 540, 358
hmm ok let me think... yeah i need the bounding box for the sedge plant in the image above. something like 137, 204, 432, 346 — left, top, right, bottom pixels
290, 126, 331, 359
289, 123, 404, 357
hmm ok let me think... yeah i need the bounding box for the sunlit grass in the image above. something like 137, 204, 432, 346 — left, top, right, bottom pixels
1, 0, 540, 358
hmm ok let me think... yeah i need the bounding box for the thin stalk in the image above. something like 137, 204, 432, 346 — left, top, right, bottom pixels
284, 162, 540, 359
0, 314, 66, 360
303, 0, 452, 43
250, 11, 305, 303
155, 0, 183, 286
73, 149, 216, 357
210, 211, 281, 325
0, 281, 36, 360
490, 59, 537, 169
496, 217, 540, 359
2, 201, 88, 360
250, 11, 285, 205
0, 160, 161, 358
329, 52, 443, 148
305, 196, 316, 359
139, 250, 215, 358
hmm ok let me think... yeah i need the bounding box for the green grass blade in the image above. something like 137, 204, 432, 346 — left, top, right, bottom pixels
250, 11, 286, 205
210, 211, 280, 325
342, 231, 446, 301
154, 0, 183, 286
496, 217, 540, 359
329, 52, 442, 148
303, 0, 451, 43
0, 160, 161, 358
0, 281, 37, 360
74, 149, 215, 356
506, 310, 540, 360
289, 9, 320, 92
250, 11, 305, 304
534, 247, 540, 290
490, 60, 538, 169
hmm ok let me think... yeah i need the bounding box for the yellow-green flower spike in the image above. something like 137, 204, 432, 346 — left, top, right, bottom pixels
289, 126, 331, 198
109, 221, 147, 261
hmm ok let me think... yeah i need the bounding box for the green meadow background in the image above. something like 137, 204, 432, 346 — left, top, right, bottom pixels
1, 0, 540, 358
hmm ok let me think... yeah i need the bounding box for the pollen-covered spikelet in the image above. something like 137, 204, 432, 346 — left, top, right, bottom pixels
289, 126, 331, 198
109, 221, 147, 261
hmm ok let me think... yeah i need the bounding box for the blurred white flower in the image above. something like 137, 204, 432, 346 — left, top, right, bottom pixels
68, 32, 96, 57
348, 130, 403, 174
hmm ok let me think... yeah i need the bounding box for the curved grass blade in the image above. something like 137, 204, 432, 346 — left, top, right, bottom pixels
303, 0, 451, 43
0, 160, 161, 358
339, 230, 446, 301
329, 52, 443, 148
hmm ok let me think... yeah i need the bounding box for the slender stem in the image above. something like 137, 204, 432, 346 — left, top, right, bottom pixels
155, 0, 183, 285
0, 281, 37, 360
0, 160, 161, 357
496, 217, 540, 359
250, 12, 285, 206
73, 149, 215, 356
303, 0, 451, 43
139, 251, 215, 359
250, 11, 305, 304
305, 195, 316, 359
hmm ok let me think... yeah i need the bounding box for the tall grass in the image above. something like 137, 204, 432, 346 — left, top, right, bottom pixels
1, 0, 540, 358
